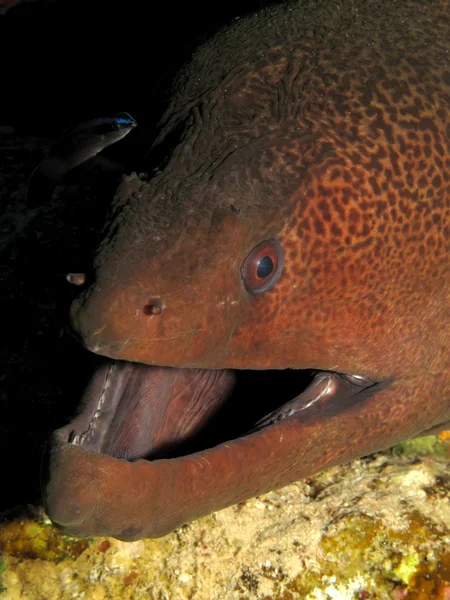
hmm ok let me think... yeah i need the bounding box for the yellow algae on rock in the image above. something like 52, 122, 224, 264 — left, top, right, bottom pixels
0, 516, 88, 562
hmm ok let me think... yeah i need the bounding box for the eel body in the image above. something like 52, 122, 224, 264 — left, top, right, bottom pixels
44, 0, 450, 540
27, 113, 136, 207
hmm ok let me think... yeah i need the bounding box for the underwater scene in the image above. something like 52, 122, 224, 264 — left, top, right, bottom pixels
1, 0, 450, 597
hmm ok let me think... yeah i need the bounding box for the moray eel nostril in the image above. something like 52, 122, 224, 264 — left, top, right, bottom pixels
44, 0, 450, 540
66, 273, 86, 286
143, 301, 164, 316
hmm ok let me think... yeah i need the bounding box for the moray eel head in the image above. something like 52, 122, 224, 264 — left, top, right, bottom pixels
44, 0, 450, 540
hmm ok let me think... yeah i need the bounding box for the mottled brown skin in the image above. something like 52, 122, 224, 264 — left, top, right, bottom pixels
44, 0, 450, 540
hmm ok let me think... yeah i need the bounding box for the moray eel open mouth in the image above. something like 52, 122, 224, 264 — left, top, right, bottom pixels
53, 362, 383, 466
45, 360, 389, 539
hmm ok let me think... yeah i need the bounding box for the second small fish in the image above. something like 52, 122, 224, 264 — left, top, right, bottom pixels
27, 113, 137, 207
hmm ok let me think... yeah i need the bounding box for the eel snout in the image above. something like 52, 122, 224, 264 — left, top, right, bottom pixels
43, 360, 385, 540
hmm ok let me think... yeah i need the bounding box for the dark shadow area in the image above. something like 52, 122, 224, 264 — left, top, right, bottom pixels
173, 369, 316, 459
0, 0, 285, 517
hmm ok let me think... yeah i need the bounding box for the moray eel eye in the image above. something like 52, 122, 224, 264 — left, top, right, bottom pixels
241, 238, 284, 295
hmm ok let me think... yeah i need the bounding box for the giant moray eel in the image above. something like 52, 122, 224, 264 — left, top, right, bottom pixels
44, 0, 450, 540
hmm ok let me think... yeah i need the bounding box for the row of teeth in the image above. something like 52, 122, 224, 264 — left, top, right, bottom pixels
67, 369, 371, 445
70, 364, 115, 446
253, 372, 370, 430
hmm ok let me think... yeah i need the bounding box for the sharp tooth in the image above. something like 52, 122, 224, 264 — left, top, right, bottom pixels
69, 432, 80, 445
344, 373, 372, 386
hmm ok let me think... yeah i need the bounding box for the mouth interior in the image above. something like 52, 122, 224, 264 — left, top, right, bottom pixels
62, 361, 381, 461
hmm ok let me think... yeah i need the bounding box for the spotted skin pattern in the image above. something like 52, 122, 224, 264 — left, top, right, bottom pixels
45, 0, 450, 539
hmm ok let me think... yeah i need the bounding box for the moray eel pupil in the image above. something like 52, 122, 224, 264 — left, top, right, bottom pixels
256, 256, 273, 279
